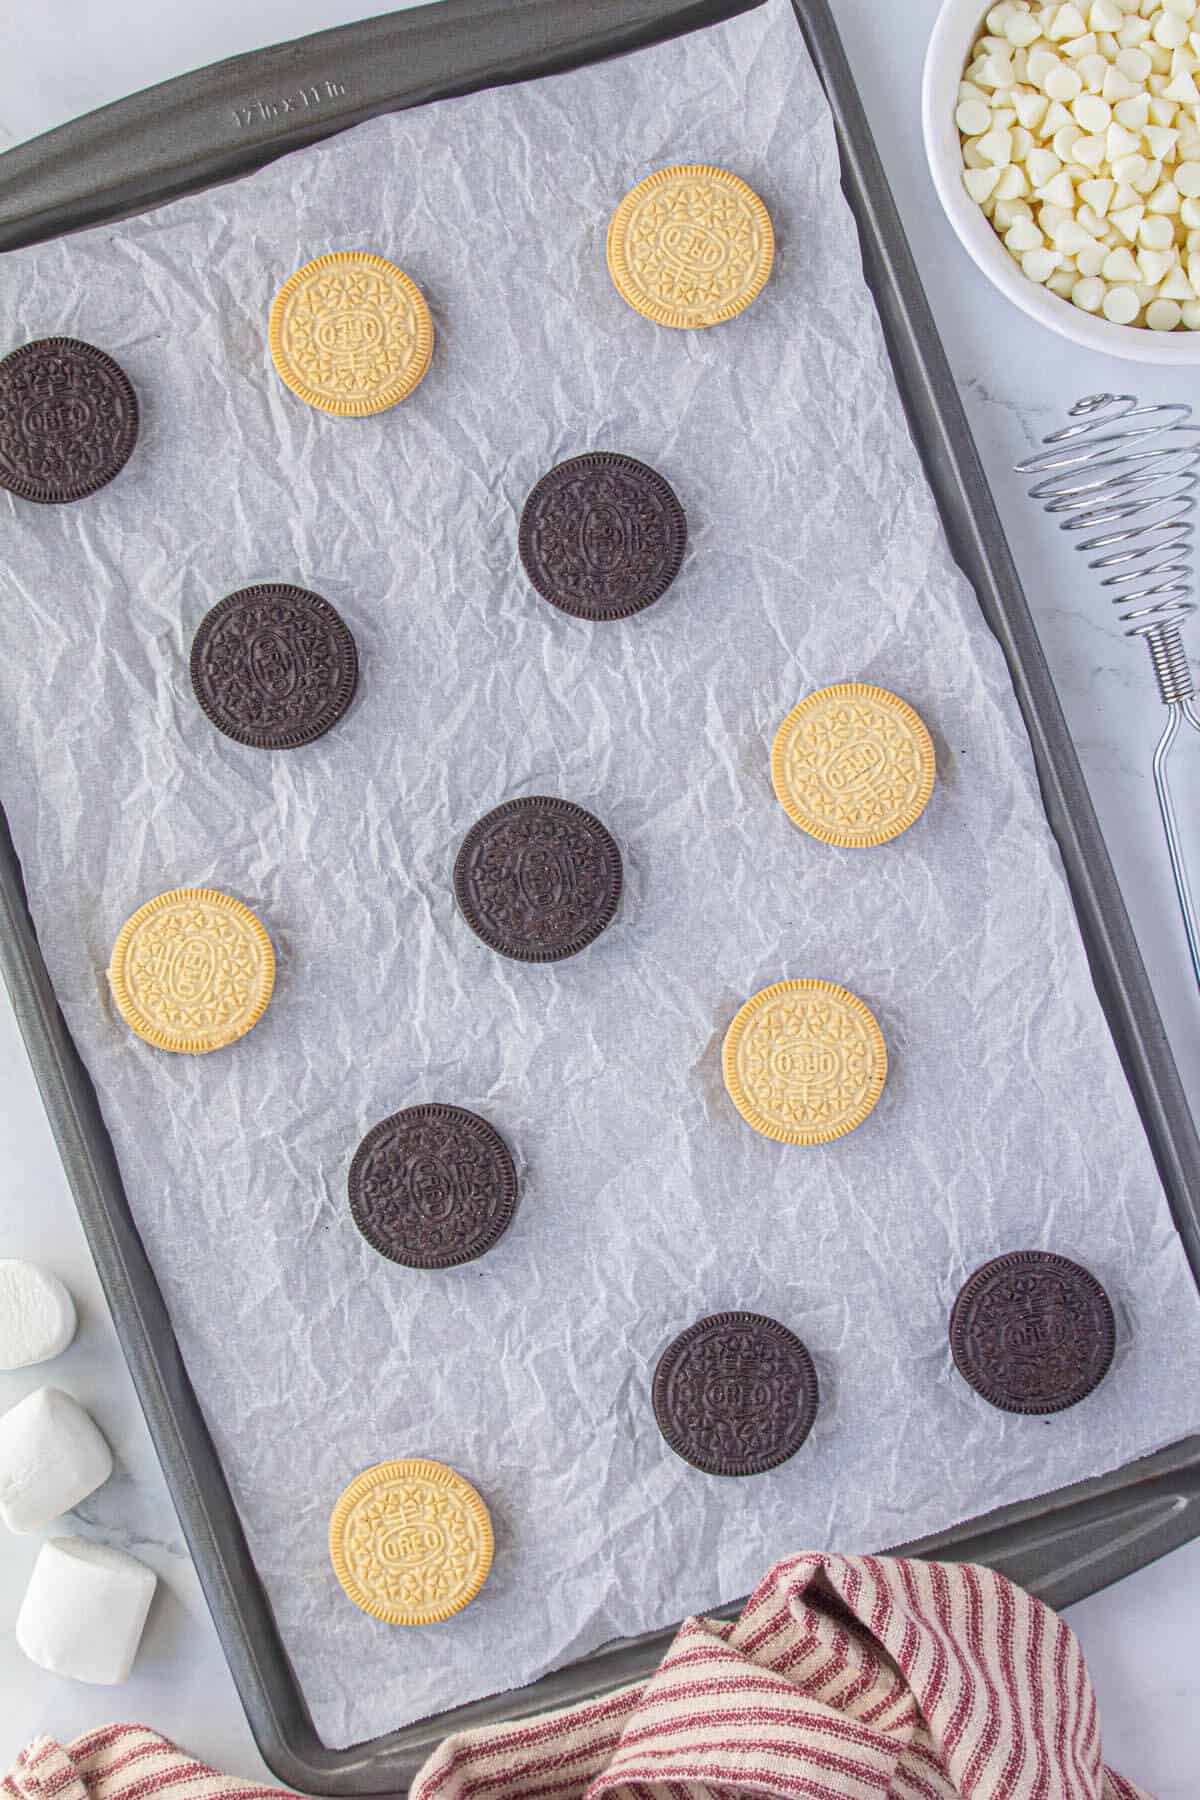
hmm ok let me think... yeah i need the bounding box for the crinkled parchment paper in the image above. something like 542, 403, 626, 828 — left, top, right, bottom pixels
3, 0, 1200, 1749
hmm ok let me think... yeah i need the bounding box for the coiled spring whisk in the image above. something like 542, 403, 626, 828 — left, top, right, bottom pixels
1016, 395, 1200, 994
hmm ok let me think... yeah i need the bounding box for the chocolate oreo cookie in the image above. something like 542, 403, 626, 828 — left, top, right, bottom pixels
454, 796, 623, 963
349, 1104, 517, 1269
652, 1311, 819, 1477
0, 338, 139, 504
190, 584, 358, 749
518, 453, 686, 621
950, 1251, 1116, 1416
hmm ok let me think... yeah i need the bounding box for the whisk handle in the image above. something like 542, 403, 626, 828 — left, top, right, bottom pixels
1152, 704, 1200, 997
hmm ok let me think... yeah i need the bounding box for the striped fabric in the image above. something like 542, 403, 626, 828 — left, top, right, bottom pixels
6, 1554, 1152, 1800
3, 1726, 283, 1800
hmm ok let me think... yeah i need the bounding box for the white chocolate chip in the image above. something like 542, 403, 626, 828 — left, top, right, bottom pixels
1103, 63, 1140, 98
1177, 158, 1200, 190
1080, 174, 1117, 207
1041, 167, 1079, 200
1103, 281, 1141, 317
1006, 214, 1046, 247
1116, 44, 1153, 78
1118, 17, 1152, 48
1155, 12, 1191, 46
979, 51, 1019, 88
1147, 295, 1184, 323
1113, 91, 1152, 124
1138, 244, 1177, 279
1077, 199, 1111, 231
1072, 272, 1108, 304
1056, 214, 1100, 249
1160, 261, 1197, 293
1103, 242, 1143, 275
1028, 144, 1064, 181
957, 98, 995, 135
1046, 59, 1085, 96
1023, 244, 1063, 278
1028, 43, 1062, 82
1073, 90, 1113, 126
1016, 89, 1052, 125
1139, 210, 1176, 244
980, 126, 1017, 164
965, 165, 1004, 202
1007, 10, 1046, 43
1050, 3, 1089, 37
1180, 297, 1200, 322
1091, 0, 1124, 25
996, 161, 1032, 195
1110, 200, 1147, 234
1073, 131, 1110, 165
1106, 119, 1142, 154
1077, 240, 1109, 270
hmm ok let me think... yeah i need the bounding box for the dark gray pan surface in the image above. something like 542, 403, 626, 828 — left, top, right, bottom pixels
1, 0, 1199, 1790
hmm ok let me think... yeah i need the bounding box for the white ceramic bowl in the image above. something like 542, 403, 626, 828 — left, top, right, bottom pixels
922, 0, 1200, 364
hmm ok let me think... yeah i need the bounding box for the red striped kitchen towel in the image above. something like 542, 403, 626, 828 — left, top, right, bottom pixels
5, 1552, 1152, 1800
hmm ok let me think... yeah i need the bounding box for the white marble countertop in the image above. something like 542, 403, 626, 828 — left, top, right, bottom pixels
1, 1, 1198, 1793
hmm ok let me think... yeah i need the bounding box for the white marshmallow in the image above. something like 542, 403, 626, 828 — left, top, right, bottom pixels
0, 1263, 77, 1370
0, 1387, 111, 1533
16, 1537, 156, 1684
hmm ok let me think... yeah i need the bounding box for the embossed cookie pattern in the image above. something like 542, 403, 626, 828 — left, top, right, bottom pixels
329, 1459, 493, 1625
108, 888, 275, 1055
607, 164, 774, 329
269, 252, 433, 415
723, 978, 887, 1145
772, 684, 936, 848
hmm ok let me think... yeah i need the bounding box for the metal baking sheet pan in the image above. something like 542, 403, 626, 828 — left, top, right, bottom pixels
2, 0, 1200, 1790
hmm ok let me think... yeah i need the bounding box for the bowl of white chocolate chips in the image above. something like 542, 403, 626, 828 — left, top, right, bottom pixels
924, 0, 1200, 358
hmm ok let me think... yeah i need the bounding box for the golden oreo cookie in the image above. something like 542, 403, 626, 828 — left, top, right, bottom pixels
723, 979, 886, 1146
108, 888, 274, 1055
607, 164, 774, 329
329, 1459, 493, 1626
772, 684, 936, 849
268, 251, 433, 416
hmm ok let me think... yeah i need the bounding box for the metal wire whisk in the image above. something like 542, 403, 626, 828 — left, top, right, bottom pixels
1016, 394, 1200, 995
